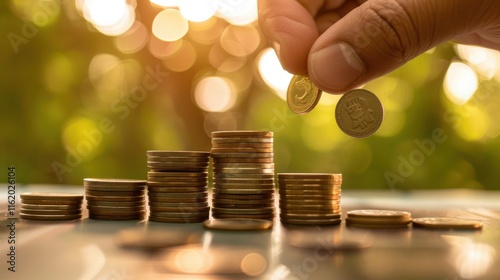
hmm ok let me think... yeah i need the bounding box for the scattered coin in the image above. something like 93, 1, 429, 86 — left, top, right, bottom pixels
204, 218, 273, 231
287, 75, 322, 114
335, 89, 383, 138
412, 217, 483, 230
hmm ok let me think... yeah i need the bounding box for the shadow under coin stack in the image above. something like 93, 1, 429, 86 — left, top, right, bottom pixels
84, 178, 146, 221
20, 193, 83, 221
211, 131, 275, 220
147, 151, 210, 223
278, 173, 342, 226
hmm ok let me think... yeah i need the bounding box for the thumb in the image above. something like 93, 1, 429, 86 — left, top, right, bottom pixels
308, 0, 500, 93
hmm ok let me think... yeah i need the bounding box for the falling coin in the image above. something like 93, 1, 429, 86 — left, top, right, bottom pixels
287, 75, 322, 114
335, 89, 383, 138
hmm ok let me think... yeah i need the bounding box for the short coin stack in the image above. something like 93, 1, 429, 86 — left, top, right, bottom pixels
346, 210, 412, 228
211, 131, 275, 220
84, 178, 146, 221
20, 193, 83, 221
278, 173, 342, 226
147, 151, 210, 223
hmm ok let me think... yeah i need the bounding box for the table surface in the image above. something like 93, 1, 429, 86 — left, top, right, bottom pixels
1, 185, 500, 280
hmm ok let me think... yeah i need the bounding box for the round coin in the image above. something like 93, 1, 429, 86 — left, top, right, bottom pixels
212, 213, 274, 220
85, 195, 145, 202
88, 213, 145, 221
287, 75, 322, 114
21, 199, 82, 205
204, 218, 273, 231
412, 217, 483, 230
83, 178, 147, 186
211, 131, 273, 138
21, 204, 81, 210
148, 216, 207, 223
20, 193, 83, 201
335, 89, 383, 138
281, 218, 341, 226
20, 208, 82, 215
20, 213, 82, 221
146, 150, 210, 157
347, 210, 411, 221
85, 190, 144, 197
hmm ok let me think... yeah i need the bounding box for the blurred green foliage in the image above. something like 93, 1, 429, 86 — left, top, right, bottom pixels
1, 1, 500, 190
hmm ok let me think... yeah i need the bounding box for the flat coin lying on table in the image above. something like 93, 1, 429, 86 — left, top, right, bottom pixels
412, 217, 483, 230
203, 218, 273, 231
116, 228, 201, 250
335, 89, 383, 138
287, 75, 322, 114
20, 192, 83, 221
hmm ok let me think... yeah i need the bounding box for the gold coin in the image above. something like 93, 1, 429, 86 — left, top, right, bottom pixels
211, 131, 273, 138
148, 196, 207, 203
211, 152, 274, 158
213, 193, 274, 200
21, 204, 82, 210
84, 185, 146, 192
347, 209, 411, 221
213, 203, 275, 209
345, 220, 410, 229
213, 158, 275, 163
85, 195, 145, 202
148, 216, 206, 223
20, 208, 82, 215
212, 143, 273, 148
212, 213, 274, 220
147, 176, 207, 182
412, 217, 483, 230
211, 138, 273, 144
278, 173, 342, 180
280, 213, 341, 219
20, 193, 83, 201
335, 89, 383, 138
148, 192, 208, 199
147, 181, 207, 187
149, 201, 208, 208
287, 75, 322, 114
280, 208, 340, 215
146, 156, 210, 163
213, 163, 275, 169
214, 173, 275, 179
83, 178, 147, 186
280, 218, 341, 226
211, 148, 273, 153
146, 150, 210, 157
89, 213, 145, 221
85, 190, 145, 197
149, 211, 209, 219
204, 218, 273, 231
20, 213, 82, 221
278, 189, 341, 196
212, 207, 275, 215
149, 206, 210, 212
147, 187, 207, 193
86, 200, 145, 207
147, 171, 208, 177
21, 199, 82, 205
213, 188, 274, 195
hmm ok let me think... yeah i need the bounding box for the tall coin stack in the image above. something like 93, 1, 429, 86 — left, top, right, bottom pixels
147, 151, 210, 223
278, 173, 342, 226
211, 131, 275, 220
20, 193, 83, 221
84, 178, 146, 221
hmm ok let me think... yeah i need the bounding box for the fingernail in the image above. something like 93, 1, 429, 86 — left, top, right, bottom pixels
310, 42, 365, 91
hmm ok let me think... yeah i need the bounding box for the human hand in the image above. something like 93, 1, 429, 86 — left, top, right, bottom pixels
258, 0, 500, 93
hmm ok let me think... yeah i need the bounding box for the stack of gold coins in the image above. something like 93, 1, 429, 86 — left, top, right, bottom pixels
277, 173, 342, 226
147, 151, 210, 223
84, 178, 146, 221
211, 131, 275, 220
346, 210, 412, 228
20, 193, 83, 221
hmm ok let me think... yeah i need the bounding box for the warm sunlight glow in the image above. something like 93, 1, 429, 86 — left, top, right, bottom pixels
195, 76, 236, 112
257, 48, 292, 100
456, 44, 500, 79
216, 0, 258, 25
83, 0, 134, 36
179, 0, 217, 22
444, 62, 478, 105
114, 21, 148, 54
152, 9, 188, 42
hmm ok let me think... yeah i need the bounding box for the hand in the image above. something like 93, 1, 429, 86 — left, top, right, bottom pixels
258, 0, 500, 93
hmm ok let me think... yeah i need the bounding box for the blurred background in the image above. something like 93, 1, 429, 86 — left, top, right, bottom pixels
1, 0, 500, 190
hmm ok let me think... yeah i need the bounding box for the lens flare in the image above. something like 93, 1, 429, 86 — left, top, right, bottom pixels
257, 48, 292, 100
152, 9, 189, 42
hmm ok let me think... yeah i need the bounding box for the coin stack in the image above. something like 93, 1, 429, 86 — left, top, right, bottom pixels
20, 193, 83, 221
211, 131, 275, 220
84, 178, 146, 221
147, 151, 210, 223
277, 173, 342, 226
346, 210, 412, 228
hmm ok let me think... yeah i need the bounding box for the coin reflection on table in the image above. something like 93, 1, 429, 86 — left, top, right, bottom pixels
115, 228, 201, 250
286, 230, 373, 251
156, 245, 267, 276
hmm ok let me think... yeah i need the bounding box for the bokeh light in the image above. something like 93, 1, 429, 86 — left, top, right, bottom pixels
114, 21, 149, 54
194, 76, 236, 112
152, 8, 189, 42
220, 25, 261, 57
257, 48, 293, 100
216, 0, 258, 26
179, 0, 217, 23
456, 44, 500, 79
444, 62, 478, 105
163, 40, 197, 72
82, 0, 135, 36
88, 53, 124, 92
149, 0, 179, 8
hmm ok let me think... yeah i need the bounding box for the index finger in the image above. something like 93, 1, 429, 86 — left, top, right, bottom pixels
258, 0, 319, 74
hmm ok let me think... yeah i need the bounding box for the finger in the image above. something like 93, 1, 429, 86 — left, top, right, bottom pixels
307, 0, 500, 93
258, 0, 319, 74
